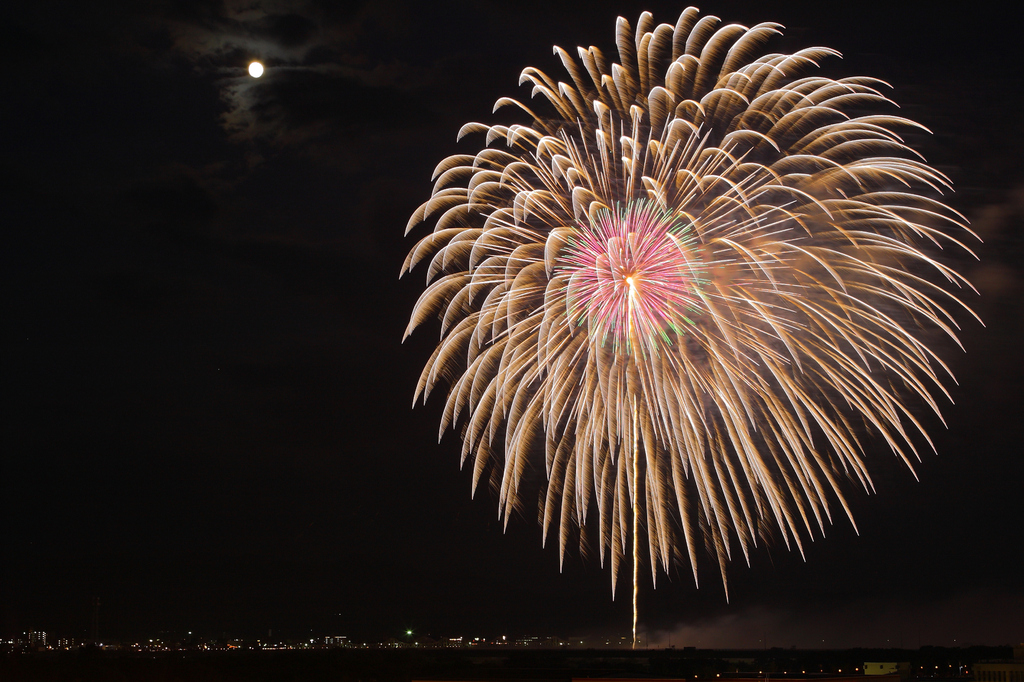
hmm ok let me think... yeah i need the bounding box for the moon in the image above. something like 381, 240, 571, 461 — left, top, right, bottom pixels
248, 61, 264, 78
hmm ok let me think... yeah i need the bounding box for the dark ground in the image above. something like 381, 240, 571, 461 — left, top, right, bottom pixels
0, 645, 1011, 682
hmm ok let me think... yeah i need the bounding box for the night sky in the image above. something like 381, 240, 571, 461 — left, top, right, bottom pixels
3, 0, 1022, 648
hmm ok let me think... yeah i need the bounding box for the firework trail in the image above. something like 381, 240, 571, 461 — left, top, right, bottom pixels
402, 7, 977, 613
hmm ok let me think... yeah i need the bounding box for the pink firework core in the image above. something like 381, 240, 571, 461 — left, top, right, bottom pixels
560, 201, 703, 353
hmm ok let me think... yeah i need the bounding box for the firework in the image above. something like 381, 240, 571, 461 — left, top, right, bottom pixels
402, 8, 977, 602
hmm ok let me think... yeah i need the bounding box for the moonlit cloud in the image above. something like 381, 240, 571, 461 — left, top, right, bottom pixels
157, 0, 432, 160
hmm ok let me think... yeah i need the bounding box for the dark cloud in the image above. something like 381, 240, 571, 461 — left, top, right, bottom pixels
651, 590, 1024, 649
217, 67, 424, 147
259, 12, 316, 47
126, 173, 219, 226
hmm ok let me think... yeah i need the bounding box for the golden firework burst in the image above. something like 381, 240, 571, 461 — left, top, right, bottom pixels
402, 7, 978, 603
